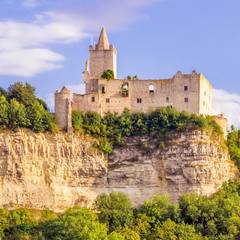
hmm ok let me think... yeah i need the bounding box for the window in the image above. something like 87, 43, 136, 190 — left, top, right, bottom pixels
137, 98, 142, 103
184, 86, 188, 91
184, 97, 189, 103
121, 83, 129, 97
203, 101, 205, 106
102, 86, 105, 94
166, 97, 169, 103
106, 98, 110, 103
149, 84, 155, 93
91, 96, 95, 102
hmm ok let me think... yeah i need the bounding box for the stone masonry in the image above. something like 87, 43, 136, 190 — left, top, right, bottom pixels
55, 28, 226, 134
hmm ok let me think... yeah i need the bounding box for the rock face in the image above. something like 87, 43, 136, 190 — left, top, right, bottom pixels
0, 129, 237, 211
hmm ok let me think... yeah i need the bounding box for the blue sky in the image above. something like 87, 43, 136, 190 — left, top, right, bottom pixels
0, 0, 240, 126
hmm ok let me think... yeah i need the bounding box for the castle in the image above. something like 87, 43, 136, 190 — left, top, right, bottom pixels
55, 28, 224, 133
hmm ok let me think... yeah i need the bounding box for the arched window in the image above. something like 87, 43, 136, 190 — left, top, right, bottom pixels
149, 84, 154, 93
121, 83, 129, 97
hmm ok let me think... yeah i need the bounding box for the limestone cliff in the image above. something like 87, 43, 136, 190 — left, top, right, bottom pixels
0, 129, 237, 211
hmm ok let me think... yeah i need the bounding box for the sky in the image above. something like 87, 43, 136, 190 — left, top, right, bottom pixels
0, 0, 240, 126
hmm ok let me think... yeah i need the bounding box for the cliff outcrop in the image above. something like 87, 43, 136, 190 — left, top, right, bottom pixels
0, 129, 237, 211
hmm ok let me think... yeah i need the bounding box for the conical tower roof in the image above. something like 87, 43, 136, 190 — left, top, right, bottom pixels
97, 27, 110, 50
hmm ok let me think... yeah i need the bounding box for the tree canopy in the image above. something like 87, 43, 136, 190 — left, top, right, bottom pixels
0, 82, 57, 132
0, 180, 240, 239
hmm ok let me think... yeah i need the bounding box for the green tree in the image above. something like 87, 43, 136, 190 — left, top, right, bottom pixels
108, 231, 125, 240
95, 192, 133, 232
27, 101, 53, 132
0, 95, 9, 126
149, 219, 203, 240
133, 213, 152, 239
101, 70, 115, 80
8, 82, 36, 106
41, 208, 108, 240
227, 128, 240, 168
0, 87, 7, 98
8, 99, 30, 129
137, 195, 180, 227
116, 228, 140, 240
72, 111, 84, 132
0, 209, 9, 239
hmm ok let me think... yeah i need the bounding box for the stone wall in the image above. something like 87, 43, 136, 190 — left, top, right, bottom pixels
72, 71, 212, 116
0, 129, 236, 211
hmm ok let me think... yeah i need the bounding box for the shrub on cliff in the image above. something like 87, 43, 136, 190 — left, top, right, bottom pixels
72, 107, 223, 154
101, 69, 115, 80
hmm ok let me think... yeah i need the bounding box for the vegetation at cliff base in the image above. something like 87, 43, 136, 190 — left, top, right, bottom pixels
72, 108, 222, 153
0, 83, 57, 132
0, 180, 240, 239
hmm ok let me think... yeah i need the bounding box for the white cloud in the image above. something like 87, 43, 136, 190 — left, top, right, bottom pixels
0, 0, 158, 77
213, 89, 240, 128
0, 48, 64, 77
0, 14, 87, 77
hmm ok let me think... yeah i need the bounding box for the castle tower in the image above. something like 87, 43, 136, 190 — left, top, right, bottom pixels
55, 86, 72, 132
88, 27, 117, 80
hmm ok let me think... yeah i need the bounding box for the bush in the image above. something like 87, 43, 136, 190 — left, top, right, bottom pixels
72, 111, 83, 132
101, 70, 115, 80
72, 107, 222, 154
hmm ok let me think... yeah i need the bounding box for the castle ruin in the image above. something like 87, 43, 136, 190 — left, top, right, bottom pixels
55, 27, 223, 133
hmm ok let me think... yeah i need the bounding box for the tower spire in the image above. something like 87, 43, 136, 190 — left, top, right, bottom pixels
97, 27, 110, 50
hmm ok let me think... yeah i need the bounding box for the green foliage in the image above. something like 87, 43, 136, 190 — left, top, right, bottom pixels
0, 96, 9, 126
101, 69, 115, 80
116, 228, 140, 240
8, 82, 36, 106
72, 107, 222, 154
137, 195, 180, 228
72, 111, 83, 132
227, 127, 240, 169
40, 208, 108, 240
95, 192, 133, 232
0, 181, 240, 239
8, 99, 30, 129
0, 83, 56, 133
0, 87, 7, 98
27, 101, 54, 132
149, 219, 202, 240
